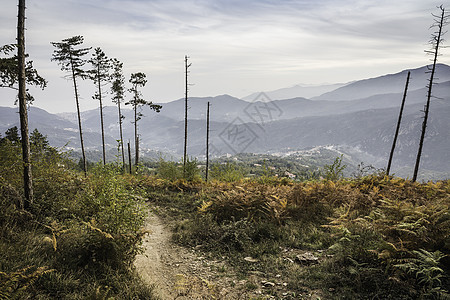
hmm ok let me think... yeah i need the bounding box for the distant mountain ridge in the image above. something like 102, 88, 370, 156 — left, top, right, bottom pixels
1, 64, 449, 180
242, 82, 348, 101
312, 64, 450, 101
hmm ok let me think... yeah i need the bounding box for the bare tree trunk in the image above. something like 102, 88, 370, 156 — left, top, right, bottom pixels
134, 101, 138, 167
128, 141, 132, 174
97, 65, 106, 165
17, 0, 33, 208
183, 55, 190, 176
413, 6, 446, 182
387, 71, 410, 176
136, 135, 139, 170
205, 101, 210, 182
118, 100, 125, 170
69, 53, 87, 176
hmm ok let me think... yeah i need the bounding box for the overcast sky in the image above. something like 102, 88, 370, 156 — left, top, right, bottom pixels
0, 0, 446, 113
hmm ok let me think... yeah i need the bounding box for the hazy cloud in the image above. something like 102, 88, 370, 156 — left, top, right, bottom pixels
0, 0, 446, 112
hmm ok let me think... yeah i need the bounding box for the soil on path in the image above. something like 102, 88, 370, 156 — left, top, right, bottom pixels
134, 209, 323, 299
134, 209, 243, 299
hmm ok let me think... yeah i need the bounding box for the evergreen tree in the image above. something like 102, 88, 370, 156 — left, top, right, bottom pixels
3, 126, 20, 144
110, 58, 126, 170
30, 128, 49, 153
88, 47, 111, 165
51, 36, 91, 176
0, 44, 47, 103
125, 72, 161, 168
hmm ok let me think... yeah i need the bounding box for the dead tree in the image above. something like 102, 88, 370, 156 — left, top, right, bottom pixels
127, 141, 132, 174
387, 71, 410, 176
17, 0, 33, 207
205, 101, 210, 182
183, 55, 192, 177
413, 5, 448, 182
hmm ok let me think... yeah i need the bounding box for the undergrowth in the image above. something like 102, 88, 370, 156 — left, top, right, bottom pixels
2, 129, 449, 299
143, 175, 450, 299
0, 134, 156, 299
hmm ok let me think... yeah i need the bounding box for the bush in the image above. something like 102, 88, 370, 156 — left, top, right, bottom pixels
157, 157, 201, 182
0, 140, 155, 299
210, 162, 245, 182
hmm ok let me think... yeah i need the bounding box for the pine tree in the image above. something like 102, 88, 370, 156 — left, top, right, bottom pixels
51, 36, 91, 176
110, 58, 126, 170
0, 44, 47, 103
88, 47, 111, 165
125, 72, 161, 168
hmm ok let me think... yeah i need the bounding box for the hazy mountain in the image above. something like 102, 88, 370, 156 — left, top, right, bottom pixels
272, 80, 450, 119
0, 106, 116, 150
202, 100, 450, 176
242, 82, 348, 101
1, 64, 449, 179
312, 64, 450, 101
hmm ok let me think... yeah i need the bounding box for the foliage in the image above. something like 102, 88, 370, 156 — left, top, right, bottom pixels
110, 58, 127, 168
0, 134, 156, 299
210, 162, 246, 182
51, 36, 91, 79
322, 154, 346, 181
142, 174, 450, 299
0, 44, 47, 103
88, 47, 111, 85
395, 249, 448, 298
0, 266, 54, 299
157, 158, 201, 182
126, 72, 162, 118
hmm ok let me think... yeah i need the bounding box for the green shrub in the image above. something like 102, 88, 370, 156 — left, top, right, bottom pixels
0, 140, 155, 299
322, 154, 346, 181
210, 162, 245, 182
157, 157, 201, 182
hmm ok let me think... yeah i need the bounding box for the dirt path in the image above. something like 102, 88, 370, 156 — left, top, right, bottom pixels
134, 209, 322, 299
135, 209, 240, 299
134, 212, 175, 299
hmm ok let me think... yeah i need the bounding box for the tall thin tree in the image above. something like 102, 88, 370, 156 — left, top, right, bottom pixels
51, 36, 91, 176
17, 0, 33, 207
183, 55, 192, 176
413, 5, 448, 182
111, 58, 126, 170
88, 47, 111, 165
126, 72, 161, 169
127, 141, 132, 174
205, 101, 210, 182
387, 71, 410, 176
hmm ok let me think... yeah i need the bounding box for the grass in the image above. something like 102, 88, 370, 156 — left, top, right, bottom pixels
141, 175, 450, 299
1, 133, 449, 299
0, 138, 157, 299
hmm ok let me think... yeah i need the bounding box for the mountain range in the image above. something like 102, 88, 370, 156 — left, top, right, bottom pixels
1, 64, 449, 180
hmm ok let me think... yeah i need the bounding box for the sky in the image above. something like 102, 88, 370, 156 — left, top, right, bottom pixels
0, 0, 446, 113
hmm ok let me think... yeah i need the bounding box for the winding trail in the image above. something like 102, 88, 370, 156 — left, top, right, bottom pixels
135, 212, 176, 299
134, 209, 321, 299
135, 210, 236, 299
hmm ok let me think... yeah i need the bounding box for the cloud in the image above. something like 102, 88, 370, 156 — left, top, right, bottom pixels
0, 0, 447, 112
